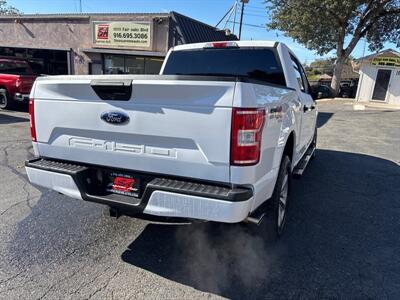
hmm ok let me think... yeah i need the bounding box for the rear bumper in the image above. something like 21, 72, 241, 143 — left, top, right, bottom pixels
14, 93, 30, 102
25, 158, 253, 223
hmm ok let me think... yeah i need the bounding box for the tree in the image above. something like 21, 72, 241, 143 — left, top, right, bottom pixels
310, 58, 336, 76
265, 0, 400, 95
0, 0, 20, 15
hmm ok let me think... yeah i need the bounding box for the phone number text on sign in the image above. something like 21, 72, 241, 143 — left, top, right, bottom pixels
94, 22, 151, 48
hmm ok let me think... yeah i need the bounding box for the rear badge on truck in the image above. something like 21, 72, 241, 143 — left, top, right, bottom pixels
101, 111, 130, 125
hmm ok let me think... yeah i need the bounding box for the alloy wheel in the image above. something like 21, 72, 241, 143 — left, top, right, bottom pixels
278, 173, 289, 229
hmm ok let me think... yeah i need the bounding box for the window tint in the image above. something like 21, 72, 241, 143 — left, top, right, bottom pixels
145, 58, 164, 74
0, 60, 33, 75
290, 54, 306, 92
163, 48, 286, 87
299, 64, 311, 94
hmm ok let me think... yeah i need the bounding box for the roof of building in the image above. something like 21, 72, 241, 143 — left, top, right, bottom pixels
319, 73, 333, 80
356, 48, 400, 61
170, 12, 237, 44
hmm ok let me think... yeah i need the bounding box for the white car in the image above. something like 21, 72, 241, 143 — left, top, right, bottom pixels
26, 41, 317, 240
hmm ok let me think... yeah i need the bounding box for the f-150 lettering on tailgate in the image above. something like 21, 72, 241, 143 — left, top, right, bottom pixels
68, 137, 177, 158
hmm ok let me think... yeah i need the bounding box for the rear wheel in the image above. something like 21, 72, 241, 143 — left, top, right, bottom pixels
0, 89, 12, 110
258, 155, 292, 242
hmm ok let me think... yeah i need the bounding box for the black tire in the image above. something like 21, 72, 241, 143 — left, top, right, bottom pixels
0, 89, 12, 110
258, 155, 292, 242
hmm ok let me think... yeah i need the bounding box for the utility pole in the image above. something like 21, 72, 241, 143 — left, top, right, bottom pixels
356, 32, 368, 102
79, 0, 82, 13
238, 0, 249, 40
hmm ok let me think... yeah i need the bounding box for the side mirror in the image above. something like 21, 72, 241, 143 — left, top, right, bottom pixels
310, 87, 319, 101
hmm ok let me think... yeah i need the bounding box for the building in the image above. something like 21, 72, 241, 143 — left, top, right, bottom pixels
0, 12, 236, 76
341, 63, 360, 82
308, 63, 359, 90
355, 49, 400, 106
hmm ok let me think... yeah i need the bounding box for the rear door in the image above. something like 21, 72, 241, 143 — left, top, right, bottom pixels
290, 55, 316, 151
33, 75, 235, 183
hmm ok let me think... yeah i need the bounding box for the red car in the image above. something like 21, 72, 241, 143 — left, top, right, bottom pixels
0, 58, 37, 109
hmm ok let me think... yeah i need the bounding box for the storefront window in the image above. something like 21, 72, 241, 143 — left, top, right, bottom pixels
146, 58, 164, 74
104, 55, 125, 74
125, 57, 145, 74
103, 54, 163, 75
0, 47, 68, 75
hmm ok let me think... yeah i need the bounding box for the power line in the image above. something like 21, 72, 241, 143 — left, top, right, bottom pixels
244, 12, 267, 18
245, 8, 267, 14
246, 4, 266, 10
232, 0, 238, 34
227, 21, 266, 29
215, 2, 235, 27
224, 3, 237, 30
246, 6, 266, 11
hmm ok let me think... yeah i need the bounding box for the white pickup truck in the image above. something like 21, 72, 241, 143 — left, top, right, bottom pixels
26, 41, 317, 240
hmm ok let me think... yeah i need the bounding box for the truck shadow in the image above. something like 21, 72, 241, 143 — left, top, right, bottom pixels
6, 149, 400, 299
317, 112, 334, 128
0, 113, 29, 124
120, 149, 400, 299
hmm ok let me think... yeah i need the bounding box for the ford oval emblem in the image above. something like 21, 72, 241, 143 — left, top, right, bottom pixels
101, 111, 130, 125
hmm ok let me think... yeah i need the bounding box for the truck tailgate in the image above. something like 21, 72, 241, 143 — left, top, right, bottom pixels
18, 75, 36, 93
33, 75, 235, 183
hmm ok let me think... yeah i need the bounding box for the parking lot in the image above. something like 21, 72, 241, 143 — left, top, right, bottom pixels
0, 101, 399, 299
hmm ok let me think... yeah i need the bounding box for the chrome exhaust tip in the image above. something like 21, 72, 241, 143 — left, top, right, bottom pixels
245, 213, 265, 226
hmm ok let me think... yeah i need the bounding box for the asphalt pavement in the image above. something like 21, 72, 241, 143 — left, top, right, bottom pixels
0, 101, 399, 299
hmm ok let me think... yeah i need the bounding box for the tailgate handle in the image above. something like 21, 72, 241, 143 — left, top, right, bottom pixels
91, 79, 132, 101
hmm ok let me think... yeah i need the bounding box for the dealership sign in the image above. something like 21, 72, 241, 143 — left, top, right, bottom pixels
371, 56, 400, 67
93, 22, 151, 49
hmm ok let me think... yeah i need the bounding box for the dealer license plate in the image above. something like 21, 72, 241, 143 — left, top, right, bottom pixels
106, 172, 140, 198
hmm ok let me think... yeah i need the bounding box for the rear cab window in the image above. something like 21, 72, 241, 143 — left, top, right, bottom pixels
0, 60, 34, 75
163, 47, 286, 87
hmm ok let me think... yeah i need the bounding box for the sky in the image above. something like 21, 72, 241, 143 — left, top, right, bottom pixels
6, 0, 399, 63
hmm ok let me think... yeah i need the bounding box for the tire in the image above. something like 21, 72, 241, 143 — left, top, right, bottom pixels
0, 89, 12, 110
258, 155, 292, 242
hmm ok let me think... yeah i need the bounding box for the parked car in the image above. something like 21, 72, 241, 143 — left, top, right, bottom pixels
25, 41, 318, 240
312, 84, 333, 99
339, 80, 358, 98
0, 57, 37, 109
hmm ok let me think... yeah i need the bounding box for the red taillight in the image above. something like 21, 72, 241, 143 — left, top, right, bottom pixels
212, 42, 228, 48
16, 77, 22, 88
231, 108, 265, 166
204, 41, 239, 49
29, 99, 37, 142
